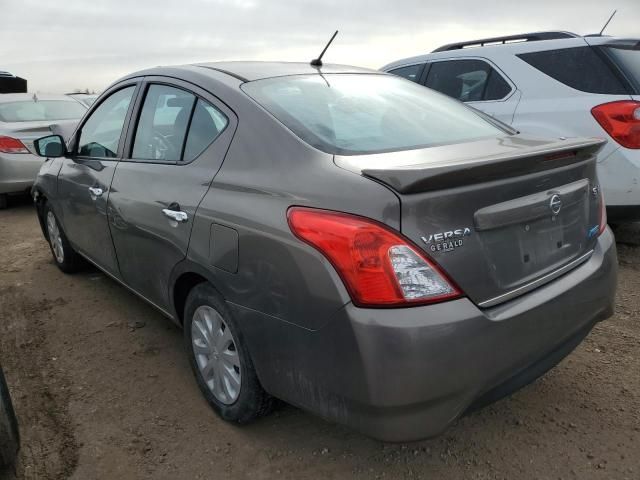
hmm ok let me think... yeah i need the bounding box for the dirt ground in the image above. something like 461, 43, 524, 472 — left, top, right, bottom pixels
0, 195, 638, 480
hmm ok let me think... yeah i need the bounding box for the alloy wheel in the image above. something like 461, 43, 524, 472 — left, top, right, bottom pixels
46, 211, 64, 264
191, 305, 241, 405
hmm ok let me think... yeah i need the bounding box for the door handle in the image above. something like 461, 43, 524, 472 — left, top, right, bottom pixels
162, 208, 188, 223
88, 186, 103, 198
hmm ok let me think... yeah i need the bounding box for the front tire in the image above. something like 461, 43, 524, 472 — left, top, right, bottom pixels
43, 203, 84, 273
184, 284, 274, 424
0, 194, 7, 210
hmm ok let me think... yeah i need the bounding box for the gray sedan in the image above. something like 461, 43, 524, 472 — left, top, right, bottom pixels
30, 62, 617, 441
0, 93, 86, 208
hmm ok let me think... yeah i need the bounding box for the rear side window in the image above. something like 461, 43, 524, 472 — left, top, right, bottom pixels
183, 100, 228, 162
132, 85, 195, 162
131, 84, 228, 163
424, 59, 511, 102
518, 47, 628, 94
388, 64, 424, 83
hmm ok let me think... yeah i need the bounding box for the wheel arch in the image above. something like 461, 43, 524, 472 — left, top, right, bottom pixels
32, 189, 49, 240
170, 260, 225, 325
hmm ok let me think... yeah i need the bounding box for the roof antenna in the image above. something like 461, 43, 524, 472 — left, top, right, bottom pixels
599, 10, 617, 35
311, 30, 339, 67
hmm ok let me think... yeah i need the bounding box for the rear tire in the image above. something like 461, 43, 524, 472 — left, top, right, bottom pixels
43, 203, 84, 273
0, 367, 19, 468
184, 284, 274, 424
0, 194, 7, 210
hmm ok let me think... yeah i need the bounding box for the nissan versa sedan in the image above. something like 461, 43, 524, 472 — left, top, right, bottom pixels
30, 62, 617, 441
0, 93, 86, 208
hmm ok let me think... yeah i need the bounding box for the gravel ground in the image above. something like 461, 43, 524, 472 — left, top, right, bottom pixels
0, 196, 638, 480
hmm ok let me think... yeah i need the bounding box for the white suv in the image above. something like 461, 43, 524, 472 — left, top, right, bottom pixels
382, 31, 640, 222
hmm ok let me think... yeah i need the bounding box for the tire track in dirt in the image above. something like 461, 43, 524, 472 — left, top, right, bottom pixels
0, 285, 78, 479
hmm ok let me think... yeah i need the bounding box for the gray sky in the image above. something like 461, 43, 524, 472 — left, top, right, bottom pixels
1, 0, 638, 93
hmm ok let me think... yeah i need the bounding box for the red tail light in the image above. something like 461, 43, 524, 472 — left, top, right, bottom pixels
591, 101, 640, 149
287, 207, 461, 308
0, 136, 29, 154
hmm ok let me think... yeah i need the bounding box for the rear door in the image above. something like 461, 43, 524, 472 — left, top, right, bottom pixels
108, 77, 236, 311
56, 83, 139, 277
422, 58, 520, 124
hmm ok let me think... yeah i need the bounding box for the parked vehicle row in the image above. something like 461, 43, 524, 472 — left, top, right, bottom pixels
30, 55, 617, 441
382, 31, 640, 222
0, 93, 86, 208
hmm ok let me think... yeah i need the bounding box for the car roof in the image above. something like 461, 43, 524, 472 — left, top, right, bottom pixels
381, 34, 640, 70
192, 61, 379, 82
0, 93, 80, 103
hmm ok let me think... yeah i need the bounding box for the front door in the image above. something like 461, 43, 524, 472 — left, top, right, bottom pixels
57, 84, 138, 277
108, 79, 236, 310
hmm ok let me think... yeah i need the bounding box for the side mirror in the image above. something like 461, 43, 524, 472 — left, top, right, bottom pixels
34, 134, 66, 158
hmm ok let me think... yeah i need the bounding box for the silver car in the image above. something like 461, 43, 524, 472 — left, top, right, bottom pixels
0, 93, 86, 208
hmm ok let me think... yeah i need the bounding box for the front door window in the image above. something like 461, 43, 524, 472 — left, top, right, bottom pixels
77, 86, 135, 158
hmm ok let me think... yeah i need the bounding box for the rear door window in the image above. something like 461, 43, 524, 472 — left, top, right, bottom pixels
388, 64, 424, 83
518, 47, 628, 95
130, 84, 229, 163
132, 85, 196, 162
424, 59, 512, 102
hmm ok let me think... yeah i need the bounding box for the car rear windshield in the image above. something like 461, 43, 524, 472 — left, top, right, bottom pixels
242, 74, 505, 155
602, 45, 640, 92
0, 100, 86, 122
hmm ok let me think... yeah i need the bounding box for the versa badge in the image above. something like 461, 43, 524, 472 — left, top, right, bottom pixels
421, 228, 472, 253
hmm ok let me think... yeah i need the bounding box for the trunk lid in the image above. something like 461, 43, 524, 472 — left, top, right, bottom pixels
336, 134, 606, 307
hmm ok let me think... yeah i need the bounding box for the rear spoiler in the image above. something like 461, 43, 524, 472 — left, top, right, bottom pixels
595, 38, 640, 50
358, 137, 606, 194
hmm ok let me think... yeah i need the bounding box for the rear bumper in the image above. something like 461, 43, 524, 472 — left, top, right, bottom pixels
598, 146, 640, 212
238, 228, 617, 442
0, 153, 43, 194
